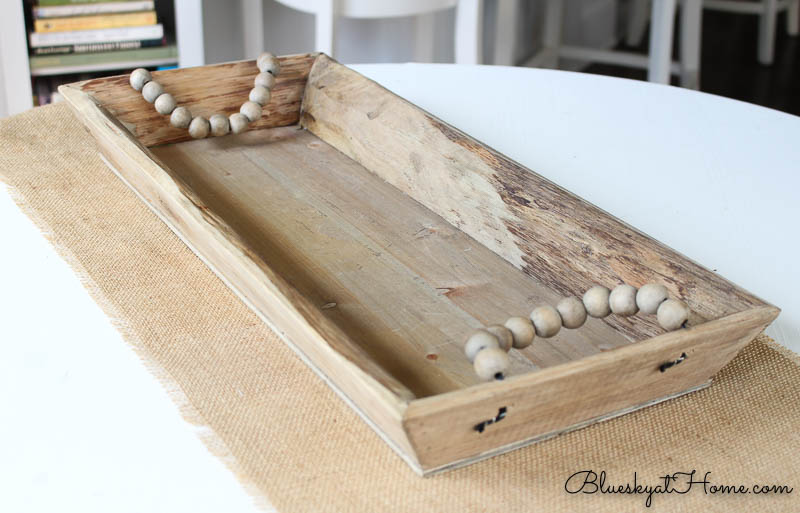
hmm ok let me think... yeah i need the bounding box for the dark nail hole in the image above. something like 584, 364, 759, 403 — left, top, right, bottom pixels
496, 406, 507, 420
659, 352, 687, 372
474, 406, 508, 433
494, 372, 505, 380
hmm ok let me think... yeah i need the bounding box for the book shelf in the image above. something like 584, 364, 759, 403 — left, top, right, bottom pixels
0, 0, 205, 117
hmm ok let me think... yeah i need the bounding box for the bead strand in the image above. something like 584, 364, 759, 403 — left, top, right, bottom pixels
464, 282, 690, 381
128, 52, 281, 140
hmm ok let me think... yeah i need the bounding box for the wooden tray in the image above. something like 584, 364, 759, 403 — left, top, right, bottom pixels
61, 53, 779, 476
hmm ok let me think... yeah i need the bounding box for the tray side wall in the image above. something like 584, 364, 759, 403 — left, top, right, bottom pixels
405, 306, 777, 472
79, 53, 318, 147
300, 55, 770, 342
422, 380, 712, 476
59, 83, 422, 468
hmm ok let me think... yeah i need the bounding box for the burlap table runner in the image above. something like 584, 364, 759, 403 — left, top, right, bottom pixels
2, 103, 798, 512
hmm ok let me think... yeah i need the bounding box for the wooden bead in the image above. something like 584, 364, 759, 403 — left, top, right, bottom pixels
240, 101, 262, 122
609, 284, 639, 316
170, 106, 192, 128
473, 347, 511, 381
209, 114, 230, 136
129, 68, 151, 91
556, 296, 587, 329
257, 52, 281, 75
636, 283, 669, 315
504, 316, 535, 349
188, 116, 210, 139
249, 86, 272, 106
530, 305, 561, 338
254, 71, 276, 89
583, 285, 611, 318
229, 113, 250, 134
464, 330, 499, 362
141, 80, 163, 103
657, 299, 689, 331
154, 93, 176, 115
486, 324, 513, 352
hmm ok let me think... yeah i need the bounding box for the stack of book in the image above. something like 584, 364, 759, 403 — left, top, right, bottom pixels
28, 0, 177, 80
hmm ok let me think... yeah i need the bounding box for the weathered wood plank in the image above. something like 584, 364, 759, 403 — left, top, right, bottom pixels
301, 55, 769, 343
152, 128, 634, 396
153, 128, 486, 396
59, 81, 420, 467
254, 128, 631, 366
404, 306, 778, 472
80, 53, 317, 147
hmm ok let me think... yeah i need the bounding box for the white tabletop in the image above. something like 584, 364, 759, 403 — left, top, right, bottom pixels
2, 64, 798, 512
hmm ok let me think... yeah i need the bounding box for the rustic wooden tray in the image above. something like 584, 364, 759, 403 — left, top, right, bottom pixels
61, 53, 778, 476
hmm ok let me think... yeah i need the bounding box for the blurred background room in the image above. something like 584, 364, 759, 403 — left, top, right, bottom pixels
0, 0, 797, 117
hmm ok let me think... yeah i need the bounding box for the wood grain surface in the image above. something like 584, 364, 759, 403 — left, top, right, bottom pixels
404, 306, 777, 472
152, 127, 633, 397
79, 53, 317, 147
59, 81, 421, 468
301, 54, 771, 343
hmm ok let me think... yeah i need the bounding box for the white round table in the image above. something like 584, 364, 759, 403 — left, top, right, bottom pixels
2, 64, 798, 513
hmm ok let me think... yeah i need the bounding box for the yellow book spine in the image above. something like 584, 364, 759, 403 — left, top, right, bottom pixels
35, 11, 157, 33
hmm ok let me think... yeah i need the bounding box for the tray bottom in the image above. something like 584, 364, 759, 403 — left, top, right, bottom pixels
150, 126, 632, 397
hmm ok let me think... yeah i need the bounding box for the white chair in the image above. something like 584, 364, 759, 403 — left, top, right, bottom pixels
703, 0, 799, 65
529, 0, 703, 89
263, 0, 484, 64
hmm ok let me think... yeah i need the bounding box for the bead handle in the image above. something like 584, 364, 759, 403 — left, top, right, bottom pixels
466, 282, 691, 381
128, 52, 282, 139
